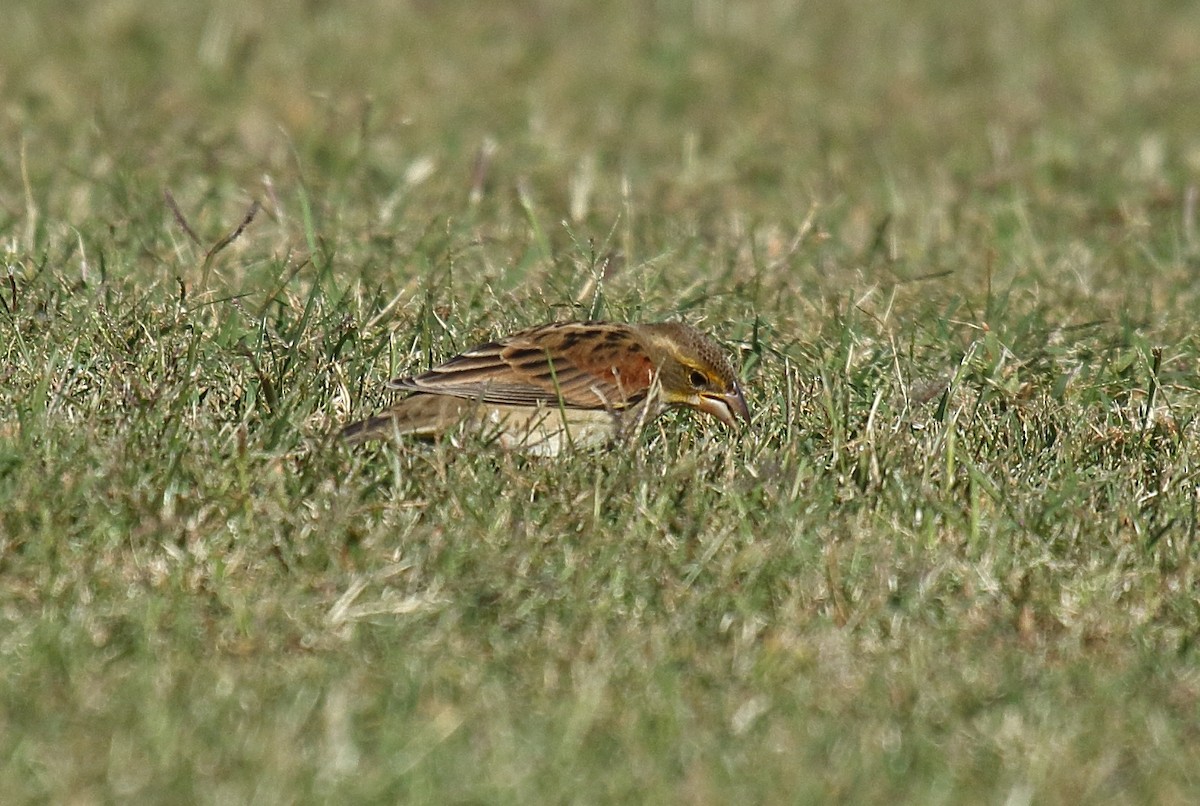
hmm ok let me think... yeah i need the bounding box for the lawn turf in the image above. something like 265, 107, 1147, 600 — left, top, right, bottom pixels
3, 1, 1200, 802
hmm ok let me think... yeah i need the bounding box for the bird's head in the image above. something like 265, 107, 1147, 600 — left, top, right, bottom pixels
638, 322, 751, 428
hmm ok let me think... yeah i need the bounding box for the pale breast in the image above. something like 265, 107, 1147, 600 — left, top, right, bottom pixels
477, 404, 619, 457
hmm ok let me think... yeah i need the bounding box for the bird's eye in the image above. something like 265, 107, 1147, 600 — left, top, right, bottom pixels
689, 370, 708, 389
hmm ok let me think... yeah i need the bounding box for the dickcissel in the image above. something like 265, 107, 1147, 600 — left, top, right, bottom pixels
340, 321, 751, 456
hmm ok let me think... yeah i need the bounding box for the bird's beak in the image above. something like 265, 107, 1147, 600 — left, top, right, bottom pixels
696, 384, 751, 428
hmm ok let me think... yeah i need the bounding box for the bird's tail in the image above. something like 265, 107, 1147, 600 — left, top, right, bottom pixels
339, 395, 470, 444
339, 414, 404, 444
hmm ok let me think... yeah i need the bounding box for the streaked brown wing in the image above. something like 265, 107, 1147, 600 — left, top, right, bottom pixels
388, 322, 658, 410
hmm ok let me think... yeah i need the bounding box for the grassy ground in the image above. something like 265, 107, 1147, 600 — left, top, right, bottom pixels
3, 0, 1200, 802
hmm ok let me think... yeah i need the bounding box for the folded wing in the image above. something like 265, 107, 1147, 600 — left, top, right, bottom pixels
388, 322, 658, 410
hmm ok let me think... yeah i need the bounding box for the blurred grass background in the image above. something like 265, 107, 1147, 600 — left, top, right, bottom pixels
3, 0, 1200, 802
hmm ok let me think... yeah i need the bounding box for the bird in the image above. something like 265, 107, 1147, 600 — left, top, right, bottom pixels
340, 320, 751, 456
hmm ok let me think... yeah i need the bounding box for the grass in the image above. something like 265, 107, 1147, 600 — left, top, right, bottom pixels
3, 0, 1200, 802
